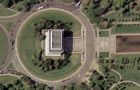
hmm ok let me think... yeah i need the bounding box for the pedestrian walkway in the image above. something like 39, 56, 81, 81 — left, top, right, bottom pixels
95, 34, 116, 57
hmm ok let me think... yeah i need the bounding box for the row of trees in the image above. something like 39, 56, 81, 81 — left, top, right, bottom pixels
99, 56, 140, 70
32, 18, 73, 40
0, 76, 51, 90
31, 49, 71, 72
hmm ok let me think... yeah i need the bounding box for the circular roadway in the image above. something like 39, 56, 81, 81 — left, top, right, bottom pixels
14, 1, 95, 88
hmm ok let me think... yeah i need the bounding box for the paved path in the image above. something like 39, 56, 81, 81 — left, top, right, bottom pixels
111, 69, 122, 80
113, 21, 140, 25
110, 69, 140, 90
110, 80, 140, 90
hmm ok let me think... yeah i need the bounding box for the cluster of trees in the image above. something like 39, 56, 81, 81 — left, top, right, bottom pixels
32, 18, 72, 40
99, 56, 140, 71
89, 69, 120, 90
0, 76, 51, 90
31, 49, 71, 72
0, 0, 44, 11
83, 0, 136, 29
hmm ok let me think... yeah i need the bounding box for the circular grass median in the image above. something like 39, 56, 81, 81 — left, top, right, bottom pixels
18, 9, 82, 80
0, 29, 8, 64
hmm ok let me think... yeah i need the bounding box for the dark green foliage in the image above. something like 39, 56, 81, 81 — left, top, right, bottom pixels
32, 18, 73, 40
0, 76, 51, 90
1, 0, 9, 7
31, 49, 71, 72
0, 0, 44, 11
83, 0, 135, 28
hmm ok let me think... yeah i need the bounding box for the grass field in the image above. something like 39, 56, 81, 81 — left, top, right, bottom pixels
0, 5, 16, 16
99, 31, 109, 37
0, 75, 18, 84
112, 25, 140, 34
116, 69, 140, 84
60, 0, 74, 3
7, 63, 15, 70
18, 10, 81, 80
99, 52, 109, 58
0, 29, 8, 64
0, 22, 13, 32
125, 85, 140, 90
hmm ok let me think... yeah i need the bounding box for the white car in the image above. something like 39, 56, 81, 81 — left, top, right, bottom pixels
38, 6, 44, 10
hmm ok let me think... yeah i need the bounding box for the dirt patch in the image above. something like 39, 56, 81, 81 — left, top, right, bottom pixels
116, 35, 140, 53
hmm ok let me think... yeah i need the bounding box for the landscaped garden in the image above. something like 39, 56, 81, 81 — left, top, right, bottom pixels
114, 54, 140, 84
98, 54, 140, 84
18, 9, 82, 80
0, 29, 8, 64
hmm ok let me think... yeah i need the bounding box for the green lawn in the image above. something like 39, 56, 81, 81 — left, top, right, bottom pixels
60, 0, 75, 3
0, 5, 16, 16
0, 22, 13, 32
0, 29, 8, 64
125, 85, 140, 90
7, 63, 15, 70
112, 25, 140, 34
0, 75, 18, 84
99, 31, 109, 37
116, 69, 140, 84
18, 10, 81, 80
99, 52, 109, 58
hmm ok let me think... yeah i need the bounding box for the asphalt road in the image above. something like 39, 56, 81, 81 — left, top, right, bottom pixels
0, 0, 95, 88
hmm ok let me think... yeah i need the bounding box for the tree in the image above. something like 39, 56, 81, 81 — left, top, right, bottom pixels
2, 0, 10, 7
0, 84, 4, 90
112, 0, 126, 10
54, 61, 59, 69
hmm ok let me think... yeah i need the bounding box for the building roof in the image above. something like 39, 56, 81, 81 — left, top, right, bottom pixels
45, 29, 64, 56
51, 30, 62, 49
